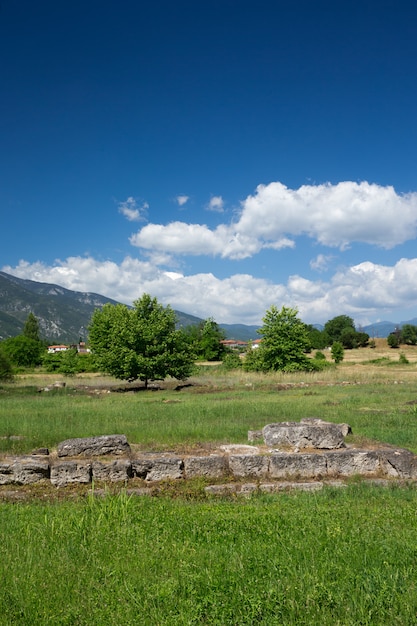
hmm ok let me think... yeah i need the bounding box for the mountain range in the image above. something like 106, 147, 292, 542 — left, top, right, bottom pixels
0, 270, 414, 342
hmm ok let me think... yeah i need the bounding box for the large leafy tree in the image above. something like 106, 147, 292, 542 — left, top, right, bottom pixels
324, 315, 369, 348
324, 315, 355, 344
89, 294, 195, 387
1, 335, 43, 367
245, 305, 312, 372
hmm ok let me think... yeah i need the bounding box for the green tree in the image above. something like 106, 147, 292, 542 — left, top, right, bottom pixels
1, 335, 43, 368
185, 318, 227, 361
340, 327, 359, 349
88, 294, 195, 387
0, 348, 13, 381
245, 305, 312, 372
324, 315, 355, 344
305, 325, 330, 350
331, 341, 344, 364
387, 332, 400, 348
400, 324, 417, 345
23, 312, 41, 342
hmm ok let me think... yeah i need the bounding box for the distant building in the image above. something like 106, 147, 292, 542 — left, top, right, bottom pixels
47, 345, 69, 353
220, 339, 248, 350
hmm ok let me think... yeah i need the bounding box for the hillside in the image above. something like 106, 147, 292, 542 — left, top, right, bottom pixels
0, 270, 415, 343
0, 271, 206, 343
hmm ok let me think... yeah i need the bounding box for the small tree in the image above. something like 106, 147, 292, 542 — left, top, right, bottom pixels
0, 348, 13, 381
387, 333, 400, 348
331, 341, 344, 364
400, 324, 417, 346
23, 312, 41, 342
89, 294, 195, 387
245, 305, 312, 372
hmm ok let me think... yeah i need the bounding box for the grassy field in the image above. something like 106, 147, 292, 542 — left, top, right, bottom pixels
1, 341, 417, 624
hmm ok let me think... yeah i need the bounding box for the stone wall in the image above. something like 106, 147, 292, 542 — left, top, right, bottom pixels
1, 432, 417, 487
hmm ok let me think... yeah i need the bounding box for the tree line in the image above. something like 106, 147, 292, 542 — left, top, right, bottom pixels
2, 295, 415, 383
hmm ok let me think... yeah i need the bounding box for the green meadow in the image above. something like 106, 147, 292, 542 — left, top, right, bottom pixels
1, 351, 417, 624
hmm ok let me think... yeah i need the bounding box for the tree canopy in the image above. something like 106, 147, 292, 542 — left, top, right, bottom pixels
244, 305, 312, 372
185, 318, 226, 361
88, 294, 195, 387
23, 312, 41, 342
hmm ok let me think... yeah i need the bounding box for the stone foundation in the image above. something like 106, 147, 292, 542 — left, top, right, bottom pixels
2, 424, 417, 488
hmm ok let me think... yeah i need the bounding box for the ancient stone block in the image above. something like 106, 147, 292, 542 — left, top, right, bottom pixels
0, 461, 14, 485
131, 458, 154, 479
12, 456, 50, 484
325, 450, 380, 477
50, 461, 92, 486
145, 456, 184, 481
183, 455, 228, 478
92, 460, 132, 482
378, 448, 417, 478
229, 454, 269, 478
57, 435, 131, 458
269, 453, 327, 478
263, 420, 347, 450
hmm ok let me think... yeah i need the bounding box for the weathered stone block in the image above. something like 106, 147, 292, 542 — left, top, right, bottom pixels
269, 453, 327, 478
229, 454, 269, 478
12, 456, 50, 484
378, 448, 417, 478
57, 435, 131, 458
0, 461, 14, 485
92, 460, 132, 482
326, 450, 380, 477
50, 461, 92, 486
184, 455, 228, 478
145, 456, 184, 481
263, 420, 347, 450
131, 458, 154, 479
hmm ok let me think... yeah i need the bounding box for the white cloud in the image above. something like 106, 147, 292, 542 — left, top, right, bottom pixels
129, 181, 417, 260
118, 197, 148, 222
207, 195, 224, 212
310, 254, 334, 272
4, 256, 417, 326
176, 195, 189, 207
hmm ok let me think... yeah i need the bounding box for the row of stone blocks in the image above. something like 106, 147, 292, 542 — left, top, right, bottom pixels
1, 447, 417, 487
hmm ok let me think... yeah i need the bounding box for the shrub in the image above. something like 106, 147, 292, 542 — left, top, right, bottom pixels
331, 341, 344, 364
221, 352, 242, 370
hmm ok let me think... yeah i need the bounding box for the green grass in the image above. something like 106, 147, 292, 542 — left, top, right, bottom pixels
2, 368, 417, 624
1, 484, 417, 625
1, 372, 417, 453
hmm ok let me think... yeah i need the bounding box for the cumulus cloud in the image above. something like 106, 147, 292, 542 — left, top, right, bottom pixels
4, 256, 417, 326
118, 197, 148, 222
129, 181, 417, 260
207, 196, 224, 212
175, 195, 189, 207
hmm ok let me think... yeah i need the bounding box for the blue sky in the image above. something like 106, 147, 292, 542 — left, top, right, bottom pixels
2, 0, 417, 326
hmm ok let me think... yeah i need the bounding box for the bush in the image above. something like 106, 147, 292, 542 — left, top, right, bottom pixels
331, 341, 344, 364
221, 352, 242, 370
0, 349, 13, 381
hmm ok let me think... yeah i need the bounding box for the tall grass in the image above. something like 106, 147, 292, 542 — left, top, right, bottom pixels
1, 368, 417, 453
2, 359, 417, 624
1, 484, 417, 625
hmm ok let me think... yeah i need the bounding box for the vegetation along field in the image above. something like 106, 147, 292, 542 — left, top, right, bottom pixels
1, 341, 417, 624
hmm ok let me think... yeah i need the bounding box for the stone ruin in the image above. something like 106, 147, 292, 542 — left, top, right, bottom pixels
1, 421, 417, 495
